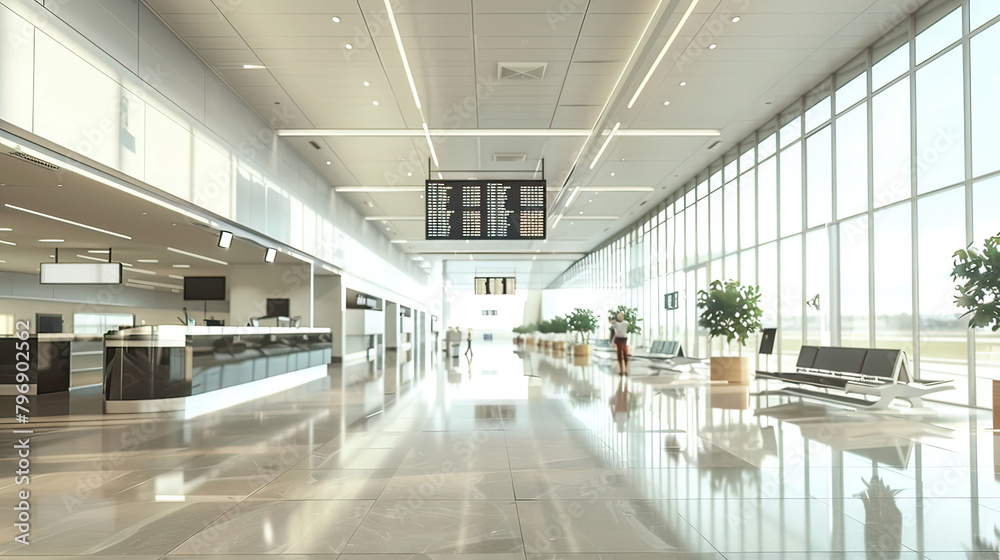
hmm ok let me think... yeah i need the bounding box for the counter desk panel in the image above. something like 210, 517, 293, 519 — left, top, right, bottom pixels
104, 326, 332, 410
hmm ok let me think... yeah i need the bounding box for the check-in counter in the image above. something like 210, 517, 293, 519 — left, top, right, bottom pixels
103, 325, 332, 413
0, 334, 103, 395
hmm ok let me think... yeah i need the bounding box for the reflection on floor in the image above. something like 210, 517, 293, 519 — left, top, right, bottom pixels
1, 341, 998, 559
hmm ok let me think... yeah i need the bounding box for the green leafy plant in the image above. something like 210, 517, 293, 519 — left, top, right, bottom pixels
696, 280, 763, 351
549, 316, 569, 334
567, 308, 599, 344
952, 233, 1000, 331
536, 319, 555, 334
607, 305, 642, 336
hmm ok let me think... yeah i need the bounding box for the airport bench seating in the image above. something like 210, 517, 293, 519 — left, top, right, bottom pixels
631, 340, 685, 360
756, 345, 953, 410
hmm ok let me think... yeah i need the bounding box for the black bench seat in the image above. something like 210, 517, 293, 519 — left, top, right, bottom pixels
758, 345, 953, 410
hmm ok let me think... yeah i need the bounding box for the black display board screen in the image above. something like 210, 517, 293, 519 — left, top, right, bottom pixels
425, 180, 546, 240
184, 276, 226, 301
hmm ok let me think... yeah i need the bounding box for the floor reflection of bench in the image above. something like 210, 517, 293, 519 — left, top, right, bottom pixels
757, 346, 953, 409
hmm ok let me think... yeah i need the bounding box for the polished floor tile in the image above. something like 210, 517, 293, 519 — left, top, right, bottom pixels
380, 470, 515, 500
250, 468, 395, 500
169, 499, 373, 554
343, 500, 523, 554
10, 342, 1000, 557
517, 499, 718, 554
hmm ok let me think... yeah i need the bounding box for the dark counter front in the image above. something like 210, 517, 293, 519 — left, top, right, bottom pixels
104, 326, 332, 409
1, 336, 73, 394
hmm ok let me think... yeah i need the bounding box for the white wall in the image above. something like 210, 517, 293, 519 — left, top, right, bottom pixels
227, 264, 312, 326
0, 0, 432, 306
0, 271, 228, 332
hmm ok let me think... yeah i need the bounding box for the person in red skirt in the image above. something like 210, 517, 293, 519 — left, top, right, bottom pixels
610, 312, 630, 375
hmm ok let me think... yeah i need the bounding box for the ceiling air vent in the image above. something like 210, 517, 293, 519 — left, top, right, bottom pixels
2, 148, 60, 171
498, 62, 547, 80
493, 153, 526, 163
308, 141, 322, 150
706, 141, 721, 150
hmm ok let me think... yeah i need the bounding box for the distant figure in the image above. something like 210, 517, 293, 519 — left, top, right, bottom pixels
465, 328, 473, 357
610, 312, 630, 375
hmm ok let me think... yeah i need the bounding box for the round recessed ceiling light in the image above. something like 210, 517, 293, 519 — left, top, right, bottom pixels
407, 172, 412, 176
372, 100, 379, 106
610, 172, 616, 177
363, 81, 370, 86
679, 81, 687, 87
331, 16, 341, 23
56, 184, 63, 187
326, 160, 332, 165
663, 100, 671, 106
345, 43, 353, 50
708, 43, 717, 50
732, 16, 741, 23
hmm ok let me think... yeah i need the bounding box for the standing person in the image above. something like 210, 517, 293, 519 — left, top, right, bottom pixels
610, 312, 630, 375
465, 327, 473, 357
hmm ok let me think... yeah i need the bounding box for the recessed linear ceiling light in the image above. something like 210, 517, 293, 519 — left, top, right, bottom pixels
551, 214, 564, 229
168, 274, 184, 280
39, 239, 64, 243
423, 123, 440, 167
0, 240, 16, 246
127, 279, 182, 290
335, 186, 426, 193
390, 240, 408, 244
167, 247, 228, 266
563, 186, 581, 210
172, 264, 191, 269
121, 262, 132, 267
5, 204, 132, 240
0, 227, 10, 231
126, 267, 156, 275
88, 249, 110, 254
589, 121, 621, 170
137, 259, 159, 264
383, 0, 422, 111
364, 216, 425, 221
627, 0, 702, 109
242, 64, 266, 69
278, 128, 719, 138
580, 186, 655, 192
76, 254, 109, 263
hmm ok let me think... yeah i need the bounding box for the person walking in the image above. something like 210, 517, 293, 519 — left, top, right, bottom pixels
610, 312, 630, 375
464, 327, 473, 357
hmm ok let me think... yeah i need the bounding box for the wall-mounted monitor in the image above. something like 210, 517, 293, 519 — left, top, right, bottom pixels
425, 180, 546, 240
40, 262, 122, 285
475, 277, 515, 295
183, 276, 226, 301
266, 298, 290, 317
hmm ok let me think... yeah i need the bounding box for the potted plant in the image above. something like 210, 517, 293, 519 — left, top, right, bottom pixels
696, 279, 763, 384
567, 308, 599, 356
536, 319, 554, 350
523, 322, 537, 347
952, 233, 1000, 425
549, 316, 570, 353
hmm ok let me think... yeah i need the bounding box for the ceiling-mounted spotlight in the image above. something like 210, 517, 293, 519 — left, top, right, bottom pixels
218, 231, 233, 249
264, 248, 277, 263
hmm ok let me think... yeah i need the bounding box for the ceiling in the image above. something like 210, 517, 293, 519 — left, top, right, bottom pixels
0, 150, 303, 293
119, 0, 930, 287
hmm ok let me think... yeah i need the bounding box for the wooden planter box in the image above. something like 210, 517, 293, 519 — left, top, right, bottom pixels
710, 356, 752, 385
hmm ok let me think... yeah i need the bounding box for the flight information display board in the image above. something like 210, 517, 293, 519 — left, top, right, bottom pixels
425, 180, 546, 240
